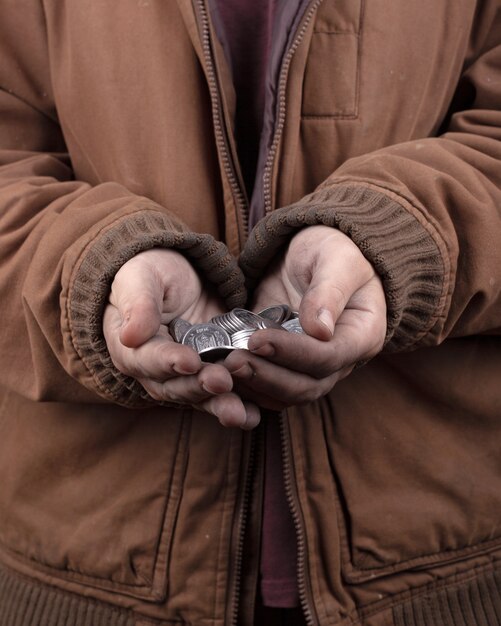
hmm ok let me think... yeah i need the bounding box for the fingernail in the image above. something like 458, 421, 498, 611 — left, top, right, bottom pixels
173, 363, 199, 375
317, 308, 334, 336
249, 343, 275, 357
201, 382, 217, 395
229, 363, 255, 380
241, 404, 261, 430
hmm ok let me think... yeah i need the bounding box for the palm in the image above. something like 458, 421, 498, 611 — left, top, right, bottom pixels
224, 226, 387, 410
103, 248, 261, 429
125, 249, 222, 324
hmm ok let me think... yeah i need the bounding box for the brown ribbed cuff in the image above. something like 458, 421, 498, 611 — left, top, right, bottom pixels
239, 184, 445, 351
68, 209, 246, 406
0, 564, 135, 626
393, 568, 501, 626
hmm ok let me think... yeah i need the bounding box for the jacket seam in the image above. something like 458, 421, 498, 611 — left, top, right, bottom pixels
0, 542, 152, 591
312, 30, 360, 35
0, 390, 9, 427
0, 85, 60, 126
147, 415, 190, 599
0, 559, 140, 611
345, 535, 501, 577
301, 113, 359, 120
323, 396, 501, 577
304, 0, 364, 119
358, 559, 501, 621
310, 560, 501, 626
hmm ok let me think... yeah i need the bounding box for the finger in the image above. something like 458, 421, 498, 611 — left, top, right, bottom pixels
241, 401, 263, 429
321, 276, 387, 365
225, 350, 340, 405
247, 285, 385, 378
231, 380, 288, 411
117, 336, 203, 379
143, 381, 255, 428
140, 363, 233, 403
104, 305, 203, 378
246, 329, 339, 379
317, 305, 386, 368
197, 394, 262, 430
298, 245, 375, 341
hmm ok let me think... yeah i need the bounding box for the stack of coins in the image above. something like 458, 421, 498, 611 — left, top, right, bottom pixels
168, 305, 304, 362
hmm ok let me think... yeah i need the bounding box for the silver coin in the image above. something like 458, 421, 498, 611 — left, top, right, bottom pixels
182, 323, 232, 353
281, 318, 305, 334
232, 308, 264, 330
210, 311, 244, 334
258, 304, 292, 325
256, 317, 284, 330
198, 345, 235, 363
231, 328, 255, 350
168, 317, 192, 343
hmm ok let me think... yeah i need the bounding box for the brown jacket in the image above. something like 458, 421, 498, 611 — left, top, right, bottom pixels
0, 1, 501, 625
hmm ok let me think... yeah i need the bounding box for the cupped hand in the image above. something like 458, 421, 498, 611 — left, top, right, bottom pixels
225, 226, 387, 410
103, 248, 260, 429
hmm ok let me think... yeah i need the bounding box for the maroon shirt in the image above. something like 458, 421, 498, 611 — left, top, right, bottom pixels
260, 416, 299, 607
211, 0, 299, 608
210, 0, 274, 195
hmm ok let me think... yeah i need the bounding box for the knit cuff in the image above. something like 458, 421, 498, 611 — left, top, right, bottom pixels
67, 209, 246, 406
239, 184, 447, 351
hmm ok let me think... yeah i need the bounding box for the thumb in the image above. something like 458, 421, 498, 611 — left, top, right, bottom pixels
298, 279, 347, 341
110, 261, 163, 348
287, 227, 376, 341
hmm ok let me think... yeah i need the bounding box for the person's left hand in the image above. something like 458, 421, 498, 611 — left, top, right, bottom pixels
224, 225, 387, 410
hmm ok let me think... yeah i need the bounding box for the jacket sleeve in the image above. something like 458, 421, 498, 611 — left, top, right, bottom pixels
239, 3, 501, 352
0, 2, 245, 406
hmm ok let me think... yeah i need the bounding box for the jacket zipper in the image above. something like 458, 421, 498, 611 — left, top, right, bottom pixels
262, 0, 324, 215
226, 430, 258, 626
195, 0, 249, 246
265, 2, 323, 623
195, 1, 323, 622
192, 5, 254, 622
280, 413, 319, 626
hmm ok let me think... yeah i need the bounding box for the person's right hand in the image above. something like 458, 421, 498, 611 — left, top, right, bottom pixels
103, 248, 260, 430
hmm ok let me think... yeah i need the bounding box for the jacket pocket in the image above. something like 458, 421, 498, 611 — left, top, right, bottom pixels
302, 0, 364, 118
0, 391, 189, 601
318, 341, 501, 583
